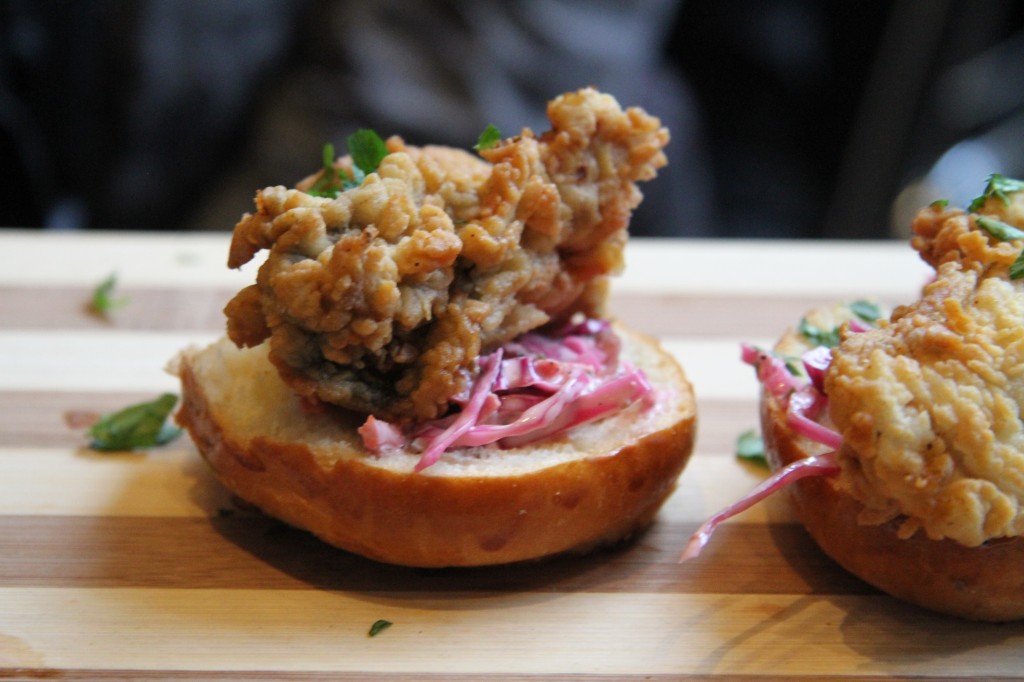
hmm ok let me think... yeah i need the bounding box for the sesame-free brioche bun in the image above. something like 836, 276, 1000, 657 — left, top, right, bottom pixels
763, 317, 1024, 622
174, 323, 696, 568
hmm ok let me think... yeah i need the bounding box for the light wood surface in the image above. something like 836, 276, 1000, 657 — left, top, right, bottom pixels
3, 229, 1021, 681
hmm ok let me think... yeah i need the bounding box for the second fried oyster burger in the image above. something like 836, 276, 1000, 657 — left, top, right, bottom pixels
174, 88, 697, 568
683, 175, 1024, 622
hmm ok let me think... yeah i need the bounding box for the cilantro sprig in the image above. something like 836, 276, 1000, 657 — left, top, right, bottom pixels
308, 129, 389, 198
88, 393, 182, 451
976, 215, 1024, 242
967, 174, 1024, 279
736, 430, 768, 468
368, 619, 393, 637
474, 124, 502, 151
90, 273, 130, 317
798, 300, 883, 348
848, 299, 883, 324
797, 318, 841, 348
969, 174, 1024, 212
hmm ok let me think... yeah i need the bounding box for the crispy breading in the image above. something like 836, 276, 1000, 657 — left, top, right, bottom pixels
826, 198, 1024, 547
224, 88, 669, 421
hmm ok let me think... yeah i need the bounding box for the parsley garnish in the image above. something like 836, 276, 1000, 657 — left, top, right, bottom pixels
797, 301, 882, 348
736, 430, 768, 468
969, 174, 1024, 212
307, 129, 389, 198
368, 619, 393, 637
348, 128, 389, 182
974, 215, 1024, 280
308, 143, 342, 197
848, 299, 883, 324
929, 199, 949, 210
797, 318, 841, 348
967, 175, 1024, 279
474, 124, 502, 151
976, 215, 1024, 242
90, 273, 130, 316
88, 393, 182, 451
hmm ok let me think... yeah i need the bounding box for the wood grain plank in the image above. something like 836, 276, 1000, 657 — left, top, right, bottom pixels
0, 671, 1000, 681
0, 331, 216, 392
608, 292, 879, 340
0, 515, 870, 596
0, 391, 184, 448
2, 587, 1018, 677
0, 233, 931, 298
0, 287, 235, 331
0, 284, 893, 339
0, 229, 259, 289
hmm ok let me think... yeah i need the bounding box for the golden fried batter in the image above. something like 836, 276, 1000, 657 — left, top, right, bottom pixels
826, 196, 1024, 546
224, 88, 669, 421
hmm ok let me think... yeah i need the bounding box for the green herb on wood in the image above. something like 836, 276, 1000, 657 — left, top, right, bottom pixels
89, 393, 182, 451
736, 430, 768, 468
90, 273, 130, 316
368, 619, 393, 637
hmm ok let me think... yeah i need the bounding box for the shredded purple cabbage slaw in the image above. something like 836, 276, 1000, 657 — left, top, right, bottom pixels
680, 335, 857, 561
358, 319, 655, 472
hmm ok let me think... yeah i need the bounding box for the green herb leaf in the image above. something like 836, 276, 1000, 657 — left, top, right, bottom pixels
848, 299, 883, 324
308, 143, 345, 198
798, 318, 841, 348
368, 619, 393, 637
736, 430, 768, 468
976, 215, 1024, 242
348, 129, 389, 177
89, 393, 182, 451
969, 174, 1024, 212
783, 357, 803, 376
474, 124, 502, 151
90, 273, 130, 315
1011, 251, 1024, 280
308, 132, 388, 197
322, 142, 335, 171
929, 199, 949, 210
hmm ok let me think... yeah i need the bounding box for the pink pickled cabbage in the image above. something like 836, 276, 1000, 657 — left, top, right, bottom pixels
681, 337, 854, 562
739, 343, 842, 450
358, 319, 655, 471
680, 452, 840, 560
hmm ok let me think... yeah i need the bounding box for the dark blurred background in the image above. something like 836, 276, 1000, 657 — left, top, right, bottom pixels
2, 0, 1023, 238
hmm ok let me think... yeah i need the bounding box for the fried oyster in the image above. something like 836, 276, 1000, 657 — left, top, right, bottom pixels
825, 184, 1024, 547
224, 88, 669, 421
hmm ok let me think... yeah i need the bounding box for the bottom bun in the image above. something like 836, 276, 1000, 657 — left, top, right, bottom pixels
174, 323, 696, 568
763, 330, 1024, 622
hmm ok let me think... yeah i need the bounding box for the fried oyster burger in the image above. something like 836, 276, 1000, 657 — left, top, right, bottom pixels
173, 88, 698, 568
683, 175, 1024, 621
225, 87, 669, 423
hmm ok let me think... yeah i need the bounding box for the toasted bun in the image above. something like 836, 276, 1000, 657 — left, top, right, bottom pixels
764, 322, 1024, 622
175, 323, 696, 568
